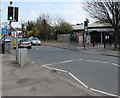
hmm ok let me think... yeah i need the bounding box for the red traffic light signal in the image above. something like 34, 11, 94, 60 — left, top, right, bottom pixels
8, 6, 14, 20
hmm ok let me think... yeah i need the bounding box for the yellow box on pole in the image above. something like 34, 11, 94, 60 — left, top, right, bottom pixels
13, 39, 16, 48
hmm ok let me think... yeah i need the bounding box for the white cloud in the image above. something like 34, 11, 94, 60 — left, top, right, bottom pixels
52, 3, 89, 24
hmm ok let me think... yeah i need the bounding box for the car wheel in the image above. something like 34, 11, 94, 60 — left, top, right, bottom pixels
29, 46, 32, 49
13, 47, 16, 49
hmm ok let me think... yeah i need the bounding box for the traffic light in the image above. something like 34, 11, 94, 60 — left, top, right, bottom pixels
84, 21, 88, 27
8, 6, 14, 20
14, 7, 19, 22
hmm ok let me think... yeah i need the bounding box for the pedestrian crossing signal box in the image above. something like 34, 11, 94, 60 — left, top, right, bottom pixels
8, 6, 14, 20
8, 6, 19, 22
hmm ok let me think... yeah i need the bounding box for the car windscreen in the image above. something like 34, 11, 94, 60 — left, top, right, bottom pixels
20, 39, 30, 42
32, 38, 39, 40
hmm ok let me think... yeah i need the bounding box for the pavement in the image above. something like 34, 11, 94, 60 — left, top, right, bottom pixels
2, 51, 103, 96
42, 42, 119, 57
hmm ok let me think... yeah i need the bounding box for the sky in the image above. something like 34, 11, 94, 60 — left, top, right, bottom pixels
1, 0, 95, 28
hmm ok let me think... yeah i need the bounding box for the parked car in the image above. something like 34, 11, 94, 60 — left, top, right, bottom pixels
18, 39, 32, 49
1, 37, 11, 43
13, 38, 23, 49
29, 37, 41, 45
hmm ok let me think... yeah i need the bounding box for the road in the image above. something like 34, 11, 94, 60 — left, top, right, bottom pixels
28, 46, 118, 95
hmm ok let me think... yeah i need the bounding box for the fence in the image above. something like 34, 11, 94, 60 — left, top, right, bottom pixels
5, 42, 12, 53
43, 33, 116, 51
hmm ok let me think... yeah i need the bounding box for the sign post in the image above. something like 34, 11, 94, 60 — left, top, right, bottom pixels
2, 28, 8, 34
2, 28, 8, 54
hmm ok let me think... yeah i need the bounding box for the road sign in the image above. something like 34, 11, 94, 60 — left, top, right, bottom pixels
2, 28, 8, 34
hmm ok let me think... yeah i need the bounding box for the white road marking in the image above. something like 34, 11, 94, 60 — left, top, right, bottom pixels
59, 60, 74, 64
112, 63, 119, 67
42, 64, 53, 67
41, 60, 75, 67
90, 88, 118, 97
87, 60, 109, 64
68, 72, 89, 89
41, 58, 111, 68
79, 59, 83, 60
37, 48, 39, 50
44, 66, 68, 73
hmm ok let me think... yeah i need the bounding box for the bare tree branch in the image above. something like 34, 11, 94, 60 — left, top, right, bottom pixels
83, 0, 120, 49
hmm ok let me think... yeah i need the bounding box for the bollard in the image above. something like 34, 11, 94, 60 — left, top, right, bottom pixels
2, 42, 5, 54
18, 48, 27, 66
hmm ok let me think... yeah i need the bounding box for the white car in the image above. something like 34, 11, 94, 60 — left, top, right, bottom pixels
29, 37, 41, 45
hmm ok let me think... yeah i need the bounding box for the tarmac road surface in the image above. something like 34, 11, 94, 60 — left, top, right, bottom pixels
28, 46, 118, 96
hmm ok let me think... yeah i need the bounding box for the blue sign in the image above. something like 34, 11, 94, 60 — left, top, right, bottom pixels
2, 28, 8, 34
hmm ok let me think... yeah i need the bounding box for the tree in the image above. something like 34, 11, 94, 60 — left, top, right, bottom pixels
84, 0, 120, 49
35, 14, 53, 40
57, 21, 73, 34
25, 21, 35, 37
25, 21, 35, 31
53, 17, 72, 34
24, 14, 72, 41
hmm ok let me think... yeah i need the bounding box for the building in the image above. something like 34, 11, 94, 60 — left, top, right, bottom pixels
72, 22, 114, 46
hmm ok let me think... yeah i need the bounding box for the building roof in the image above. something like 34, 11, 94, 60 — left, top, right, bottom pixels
72, 22, 113, 32
72, 24, 84, 31
88, 22, 111, 28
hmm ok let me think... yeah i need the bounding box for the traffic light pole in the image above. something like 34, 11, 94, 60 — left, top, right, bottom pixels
11, 26, 19, 62
83, 19, 89, 50
83, 30, 85, 50
8, 1, 19, 62
9, 21, 18, 62
15, 29, 18, 62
